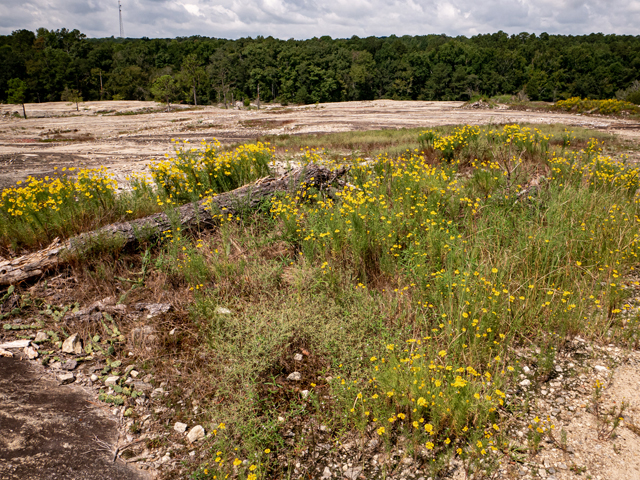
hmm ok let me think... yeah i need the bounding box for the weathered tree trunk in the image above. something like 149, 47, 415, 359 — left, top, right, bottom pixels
0, 165, 346, 286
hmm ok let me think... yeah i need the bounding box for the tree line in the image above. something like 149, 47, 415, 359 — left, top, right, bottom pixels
2, 28, 640, 107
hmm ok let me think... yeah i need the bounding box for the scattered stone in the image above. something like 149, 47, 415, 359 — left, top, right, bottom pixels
133, 303, 172, 319
557, 462, 568, 470
24, 346, 39, 359
62, 334, 83, 354
301, 390, 310, 399
133, 380, 154, 392
594, 365, 608, 372
34, 331, 48, 343
321, 466, 332, 479
105, 375, 120, 386
62, 359, 78, 371
0, 348, 13, 358
520, 379, 531, 386
58, 372, 75, 385
215, 306, 231, 315
130, 326, 158, 345
287, 372, 302, 381
130, 370, 139, 378
344, 467, 362, 479
90, 374, 99, 382
294, 353, 303, 361
174, 422, 188, 433
151, 387, 164, 399
187, 425, 205, 443
0, 339, 31, 349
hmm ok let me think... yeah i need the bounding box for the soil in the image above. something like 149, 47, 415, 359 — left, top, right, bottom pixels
2, 99, 640, 190
0, 354, 151, 480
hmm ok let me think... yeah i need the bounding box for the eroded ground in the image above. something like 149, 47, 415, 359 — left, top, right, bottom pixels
2, 99, 640, 190
0, 354, 150, 480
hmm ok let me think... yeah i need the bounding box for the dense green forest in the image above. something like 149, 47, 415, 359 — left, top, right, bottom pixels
2, 28, 640, 106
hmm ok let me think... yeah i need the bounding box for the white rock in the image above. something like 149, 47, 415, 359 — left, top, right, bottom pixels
58, 372, 75, 385
174, 422, 188, 433
0, 348, 13, 358
321, 466, 332, 479
301, 390, 310, 399
520, 379, 531, 386
294, 353, 303, 361
130, 370, 139, 378
24, 346, 39, 359
287, 372, 302, 381
105, 375, 120, 386
0, 339, 31, 349
215, 306, 231, 315
34, 331, 48, 343
594, 365, 608, 372
90, 374, 99, 382
344, 467, 362, 479
523, 366, 531, 374
187, 425, 205, 443
62, 334, 83, 355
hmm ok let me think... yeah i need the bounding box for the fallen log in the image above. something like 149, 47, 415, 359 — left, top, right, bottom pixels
0, 164, 347, 286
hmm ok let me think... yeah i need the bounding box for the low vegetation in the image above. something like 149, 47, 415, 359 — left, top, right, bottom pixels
1, 123, 640, 479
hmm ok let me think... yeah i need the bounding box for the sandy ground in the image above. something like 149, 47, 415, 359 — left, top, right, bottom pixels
2, 100, 640, 190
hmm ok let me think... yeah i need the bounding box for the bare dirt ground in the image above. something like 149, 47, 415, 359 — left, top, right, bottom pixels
0, 354, 150, 480
2, 99, 640, 190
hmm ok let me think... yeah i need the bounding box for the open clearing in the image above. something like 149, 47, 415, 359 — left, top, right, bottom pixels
2, 99, 640, 190
2, 101, 640, 480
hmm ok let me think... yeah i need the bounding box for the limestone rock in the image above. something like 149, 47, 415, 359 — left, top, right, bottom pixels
58, 372, 75, 385
187, 425, 205, 443
62, 334, 83, 355
34, 331, 48, 343
174, 422, 188, 433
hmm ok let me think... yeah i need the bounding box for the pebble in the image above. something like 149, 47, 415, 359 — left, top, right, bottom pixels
174, 422, 188, 433
594, 365, 608, 372
130, 370, 139, 378
294, 353, 304, 361
520, 379, 531, 386
57, 372, 75, 385
90, 374, 99, 382
187, 425, 205, 443
105, 375, 120, 386
215, 306, 231, 315
301, 390, 310, 399
34, 331, 48, 343
287, 372, 302, 381
62, 334, 83, 355
24, 346, 39, 359
62, 359, 78, 371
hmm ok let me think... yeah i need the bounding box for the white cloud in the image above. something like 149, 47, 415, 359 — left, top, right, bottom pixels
0, 0, 639, 38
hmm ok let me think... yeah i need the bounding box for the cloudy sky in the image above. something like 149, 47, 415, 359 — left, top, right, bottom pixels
1, 0, 639, 39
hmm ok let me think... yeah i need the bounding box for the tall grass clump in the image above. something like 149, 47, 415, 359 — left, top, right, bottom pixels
149, 139, 273, 204
554, 97, 640, 115
0, 167, 155, 252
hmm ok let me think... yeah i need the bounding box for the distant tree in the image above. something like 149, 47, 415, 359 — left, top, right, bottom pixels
180, 54, 205, 106
7, 78, 28, 118
61, 87, 82, 111
150, 75, 177, 110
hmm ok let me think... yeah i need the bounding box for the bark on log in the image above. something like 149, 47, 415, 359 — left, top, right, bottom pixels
0, 164, 346, 286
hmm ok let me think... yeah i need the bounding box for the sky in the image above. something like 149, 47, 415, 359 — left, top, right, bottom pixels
1, 0, 639, 39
